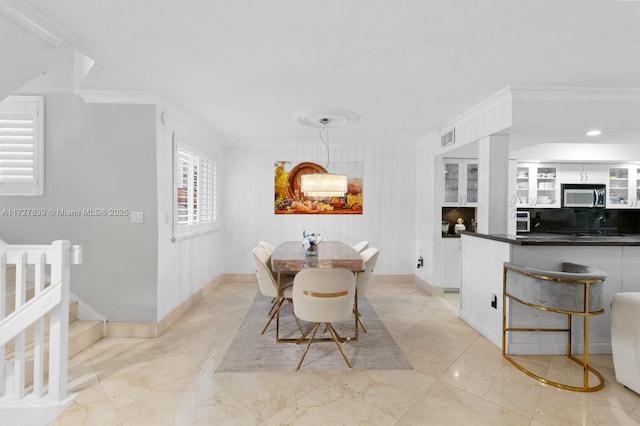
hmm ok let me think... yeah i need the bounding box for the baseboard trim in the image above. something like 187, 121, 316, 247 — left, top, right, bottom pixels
105, 274, 229, 338
105, 273, 433, 337
413, 275, 444, 297
371, 274, 414, 284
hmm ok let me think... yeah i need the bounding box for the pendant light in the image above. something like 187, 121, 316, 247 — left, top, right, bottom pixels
300, 117, 348, 197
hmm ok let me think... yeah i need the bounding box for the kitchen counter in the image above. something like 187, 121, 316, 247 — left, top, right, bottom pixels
459, 231, 640, 246
458, 232, 640, 356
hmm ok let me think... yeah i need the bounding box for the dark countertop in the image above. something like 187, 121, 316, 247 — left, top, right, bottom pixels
459, 231, 640, 246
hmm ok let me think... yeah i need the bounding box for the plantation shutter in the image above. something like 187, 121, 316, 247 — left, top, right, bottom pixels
175, 148, 192, 225
173, 133, 218, 240
0, 96, 44, 195
198, 157, 216, 223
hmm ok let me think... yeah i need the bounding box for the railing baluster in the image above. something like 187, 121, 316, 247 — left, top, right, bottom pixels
33, 252, 46, 398
0, 240, 79, 406
14, 252, 27, 398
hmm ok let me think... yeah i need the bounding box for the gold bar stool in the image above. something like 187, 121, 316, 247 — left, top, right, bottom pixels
502, 261, 607, 392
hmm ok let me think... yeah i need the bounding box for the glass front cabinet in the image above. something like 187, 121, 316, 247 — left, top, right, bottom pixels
608, 165, 640, 208
443, 159, 478, 206
515, 163, 559, 208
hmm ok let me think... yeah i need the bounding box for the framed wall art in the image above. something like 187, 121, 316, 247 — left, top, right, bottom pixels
274, 160, 363, 215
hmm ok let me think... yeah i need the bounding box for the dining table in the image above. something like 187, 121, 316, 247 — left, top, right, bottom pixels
271, 240, 365, 343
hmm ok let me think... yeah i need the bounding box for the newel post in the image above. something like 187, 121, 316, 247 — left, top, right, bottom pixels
47, 240, 71, 402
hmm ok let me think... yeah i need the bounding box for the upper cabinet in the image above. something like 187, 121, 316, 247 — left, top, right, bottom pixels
515, 166, 533, 206
608, 165, 640, 208
557, 163, 607, 185
515, 163, 559, 208
443, 159, 478, 206
515, 163, 640, 209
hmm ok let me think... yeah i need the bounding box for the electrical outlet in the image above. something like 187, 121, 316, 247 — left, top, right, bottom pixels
491, 293, 497, 309
417, 256, 424, 269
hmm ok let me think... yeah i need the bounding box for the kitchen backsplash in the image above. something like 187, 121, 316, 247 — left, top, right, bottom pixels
520, 208, 640, 235
442, 207, 476, 237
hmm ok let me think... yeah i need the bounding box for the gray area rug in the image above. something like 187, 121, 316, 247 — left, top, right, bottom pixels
216, 292, 413, 372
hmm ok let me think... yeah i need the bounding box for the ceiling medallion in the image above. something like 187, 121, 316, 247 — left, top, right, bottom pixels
292, 107, 359, 128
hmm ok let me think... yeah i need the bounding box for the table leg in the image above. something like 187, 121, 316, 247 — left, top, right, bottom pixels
340, 272, 360, 342
354, 288, 359, 341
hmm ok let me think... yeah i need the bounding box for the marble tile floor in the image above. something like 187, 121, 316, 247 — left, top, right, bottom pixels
42, 279, 640, 425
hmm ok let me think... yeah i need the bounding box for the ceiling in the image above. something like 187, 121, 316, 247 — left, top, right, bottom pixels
13, 1, 640, 147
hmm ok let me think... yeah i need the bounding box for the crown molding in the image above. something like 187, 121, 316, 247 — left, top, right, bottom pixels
0, 0, 73, 47
511, 86, 640, 102
161, 103, 225, 144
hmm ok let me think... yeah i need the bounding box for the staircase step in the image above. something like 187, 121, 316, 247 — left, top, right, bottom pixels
69, 319, 103, 358
3, 290, 77, 326
4, 300, 79, 352
4, 319, 103, 387
4, 319, 103, 360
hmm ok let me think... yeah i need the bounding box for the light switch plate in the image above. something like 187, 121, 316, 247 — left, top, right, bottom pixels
131, 211, 144, 223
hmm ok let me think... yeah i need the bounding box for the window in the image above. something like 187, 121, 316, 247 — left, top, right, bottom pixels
172, 133, 218, 240
0, 95, 44, 195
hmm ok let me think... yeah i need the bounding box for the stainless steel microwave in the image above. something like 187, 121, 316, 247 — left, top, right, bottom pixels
561, 184, 606, 208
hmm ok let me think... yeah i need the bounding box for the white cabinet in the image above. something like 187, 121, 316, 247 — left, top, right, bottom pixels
515, 166, 533, 206
608, 165, 640, 208
443, 159, 478, 206
441, 238, 461, 289
515, 163, 559, 208
557, 163, 607, 184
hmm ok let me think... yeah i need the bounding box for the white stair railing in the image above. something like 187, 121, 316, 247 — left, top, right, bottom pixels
0, 239, 82, 406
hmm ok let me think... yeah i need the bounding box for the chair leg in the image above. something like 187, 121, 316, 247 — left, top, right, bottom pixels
296, 323, 321, 371
287, 298, 304, 334
296, 322, 316, 343
268, 299, 278, 316
353, 307, 367, 333
326, 323, 352, 368
262, 297, 285, 335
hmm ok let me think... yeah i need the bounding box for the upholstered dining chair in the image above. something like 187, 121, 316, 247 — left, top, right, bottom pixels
352, 241, 369, 253
354, 247, 379, 333
292, 268, 356, 370
252, 246, 302, 335
258, 240, 276, 254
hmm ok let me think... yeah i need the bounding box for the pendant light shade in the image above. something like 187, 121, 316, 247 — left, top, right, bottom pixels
300, 172, 348, 197
292, 108, 358, 199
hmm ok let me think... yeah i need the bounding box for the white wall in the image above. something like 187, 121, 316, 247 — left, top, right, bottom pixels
155, 106, 226, 321
0, 94, 159, 322
414, 136, 438, 285
223, 142, 417, 275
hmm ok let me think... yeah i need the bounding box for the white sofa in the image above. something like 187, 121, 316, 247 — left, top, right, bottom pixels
611, 292, 640, 394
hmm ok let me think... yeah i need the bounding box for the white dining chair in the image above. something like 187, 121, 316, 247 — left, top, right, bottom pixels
258, 240, 276, 253
354, 247, 379, 333
252, 246, 302, 335
292, 268, 356, 370
352, 241, 369, 253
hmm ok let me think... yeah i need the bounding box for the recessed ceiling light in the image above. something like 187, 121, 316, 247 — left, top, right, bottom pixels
586, 129, 602, 136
